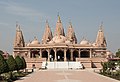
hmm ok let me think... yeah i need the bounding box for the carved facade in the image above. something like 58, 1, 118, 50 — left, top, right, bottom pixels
13, 15, 111, 68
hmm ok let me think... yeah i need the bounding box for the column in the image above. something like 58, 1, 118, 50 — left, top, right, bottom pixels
39, 49, 42, 58
90, 49, 92, 58
78, 49, 81, 58
70, 49, 73, 61
47, 49, 50, 61
64, 49, 67, 61
54, 48, 57, 61
28, 50, 31, 58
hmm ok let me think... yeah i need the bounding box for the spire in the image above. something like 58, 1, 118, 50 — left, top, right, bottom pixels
66, 22, 77, 44
99, 22, 103, 32
95, 23, 107, 47
57, 13, 61, 23
14, 23, 25, 47
16, 21, 20, 31
42, 20, 53, 44
54, 14, 65, 36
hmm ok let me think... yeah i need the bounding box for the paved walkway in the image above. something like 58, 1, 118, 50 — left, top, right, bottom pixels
15, 69, 119, 82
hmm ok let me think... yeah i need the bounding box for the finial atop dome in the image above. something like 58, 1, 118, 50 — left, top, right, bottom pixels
69, 21, 72, 28
99, 21, 103, 32
57, 12, 61, 23
16, 21, 21, 32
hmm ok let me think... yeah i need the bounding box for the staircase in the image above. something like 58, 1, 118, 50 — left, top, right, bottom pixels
42, 61, 83, 69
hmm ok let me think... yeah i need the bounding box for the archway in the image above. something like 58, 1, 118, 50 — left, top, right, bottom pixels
73, 50, 79, 61
50, 49, 55, 61
57, 50, 64, 61
66, 49, 71, 61
80, 51, 90, 58
42, 50, 48, 60
30, 49, 40, 58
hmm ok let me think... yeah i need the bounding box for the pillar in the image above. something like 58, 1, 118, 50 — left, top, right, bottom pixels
70, 49, 73, 61
64, 49, 67, 61
39, 49, 42, 58
90, 49, 92, 58
54, 48, 57, 61
78, 49, 81, 58
47, 49, 50, 61
28, 50, 31, 58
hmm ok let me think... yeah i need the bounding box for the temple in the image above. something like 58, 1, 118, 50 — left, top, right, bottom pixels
13, 15, 112, 68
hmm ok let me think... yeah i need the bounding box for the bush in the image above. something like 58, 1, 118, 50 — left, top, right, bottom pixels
0, 53, 9, 74
15, 56, 23, 71
6, 55, 18, 71
21, 57, 26, 69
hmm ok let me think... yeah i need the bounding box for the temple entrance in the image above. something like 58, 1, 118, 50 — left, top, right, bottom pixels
30, 49, 40, 58
50, 49, 55, 61
42, 50, 48, 60
57, 50, 64, 61
73, 50, 79, 61
80, 51, 90, 58
66, 49, 71, 61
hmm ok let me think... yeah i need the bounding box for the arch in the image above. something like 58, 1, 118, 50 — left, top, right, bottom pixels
80, 51, 90, 58
57, 50, 64, 61
73, 50, 79, 61
66, 49, 71, 61
50, 49, 55, 61
30, 49, 40, 58
42, 50, 48, 60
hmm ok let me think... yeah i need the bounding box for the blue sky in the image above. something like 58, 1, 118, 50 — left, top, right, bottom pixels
0, 0, 120, 54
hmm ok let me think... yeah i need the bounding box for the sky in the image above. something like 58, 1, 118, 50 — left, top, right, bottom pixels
0, 0, 120, 54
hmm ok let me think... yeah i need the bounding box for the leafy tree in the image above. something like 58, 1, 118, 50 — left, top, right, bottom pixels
6, 55, 17, 71
0, 53, 9, 74
101, 62, 108, 73
15, 56, 23, 71
21, 57, 26, 69
0, 50, 4, 55
116, 49, 120, 58
107, 61, 115, 71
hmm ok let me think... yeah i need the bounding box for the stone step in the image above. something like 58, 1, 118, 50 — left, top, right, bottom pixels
42, 62, 83, 69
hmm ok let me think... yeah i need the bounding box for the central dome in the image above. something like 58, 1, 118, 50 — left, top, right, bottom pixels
80, 39, 90, 45
51, 35, 66, 43
31, 37, 40, 45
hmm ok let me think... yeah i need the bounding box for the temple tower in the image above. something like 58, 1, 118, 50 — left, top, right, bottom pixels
42, 20, 53, 44
14, 23, 25, 47
54, 15, 65, 36
66, 22, 77, 44
95, 23, 107, 47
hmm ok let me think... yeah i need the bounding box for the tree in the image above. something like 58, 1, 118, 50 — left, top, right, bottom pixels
21, 57, 26, 69
116, 49, 120, 58
6, 55, 17, 71
0, 53, 9, 74
15, 56, 23, 71
101, 62, 108, 73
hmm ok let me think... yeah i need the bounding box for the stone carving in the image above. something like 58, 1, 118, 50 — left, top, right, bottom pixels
66, 22, 77, 44
54, 15, 65, 36
14, 23, 25, 47
95, 24, 107, 47
42, 20, 53, 44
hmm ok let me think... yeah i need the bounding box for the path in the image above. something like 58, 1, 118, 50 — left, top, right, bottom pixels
15, 69, 119, 82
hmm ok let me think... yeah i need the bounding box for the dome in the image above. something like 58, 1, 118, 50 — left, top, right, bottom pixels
65, 40, 71, 44
52, 35, 66, 43
27, 42, 31, 46
48, 40, 54, 44
31, 37, 40, 45
92, 42, 97, 46
80, 39, 90, 45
